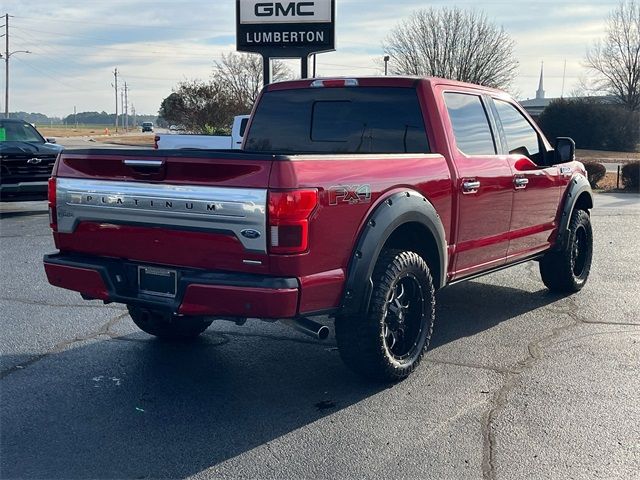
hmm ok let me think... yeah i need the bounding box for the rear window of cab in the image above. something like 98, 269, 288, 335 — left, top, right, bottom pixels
245, 87, 430, 154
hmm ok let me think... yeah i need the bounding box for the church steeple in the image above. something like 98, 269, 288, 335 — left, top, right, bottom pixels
536, 61, 545, 100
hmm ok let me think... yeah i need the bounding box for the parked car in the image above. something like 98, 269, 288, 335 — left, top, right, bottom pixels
141, 122, 154, 132
43, 77, 593, 382
169, 125, 187, 134
0, 119, 63, 201
155, 115, 249, 149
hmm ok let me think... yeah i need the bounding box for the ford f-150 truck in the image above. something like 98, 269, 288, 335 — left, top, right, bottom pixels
43, 77, 593, 382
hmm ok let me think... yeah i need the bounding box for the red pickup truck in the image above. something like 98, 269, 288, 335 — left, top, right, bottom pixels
44, 77, 593, 381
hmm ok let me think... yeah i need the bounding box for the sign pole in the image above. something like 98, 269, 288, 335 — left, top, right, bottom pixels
237, 0, 336, 86
262, 55, 271, 87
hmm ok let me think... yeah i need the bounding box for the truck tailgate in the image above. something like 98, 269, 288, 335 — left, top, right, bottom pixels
52, 150, 274, 273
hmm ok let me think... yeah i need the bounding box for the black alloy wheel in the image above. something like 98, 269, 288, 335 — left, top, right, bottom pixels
540, 209, 593, 293
382, 273, 426, 362
336, 249, 436, 382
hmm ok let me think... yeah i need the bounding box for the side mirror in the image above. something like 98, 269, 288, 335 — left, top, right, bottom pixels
554, 137, 575, 164
46, 137, 57, 144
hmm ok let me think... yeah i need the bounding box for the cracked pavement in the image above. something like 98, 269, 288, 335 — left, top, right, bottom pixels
1, 193, 639, 479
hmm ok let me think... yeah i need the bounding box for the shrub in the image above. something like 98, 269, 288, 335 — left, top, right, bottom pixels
583, 161, 607, 188
538, 98, 640, 152
621, 161, 640, 191
203, 124, 231, 136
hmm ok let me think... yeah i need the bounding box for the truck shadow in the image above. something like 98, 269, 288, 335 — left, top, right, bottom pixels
1, 280, 564, 479
432, 280, 564, 348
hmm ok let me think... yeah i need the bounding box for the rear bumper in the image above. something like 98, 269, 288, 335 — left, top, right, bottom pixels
43, 253, 299, 319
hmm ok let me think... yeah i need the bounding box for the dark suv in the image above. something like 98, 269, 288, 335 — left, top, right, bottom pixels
0, 119, 63, 201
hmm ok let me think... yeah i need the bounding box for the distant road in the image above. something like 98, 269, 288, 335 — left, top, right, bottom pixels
56, 129, 167, 150
57, 137, 149, 150
576, 149, 638, 174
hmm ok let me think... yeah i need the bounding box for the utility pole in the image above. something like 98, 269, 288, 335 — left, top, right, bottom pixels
4, 14, 8, 118
112, 68, 118, 132
120, 87, 127, 133
120, 88, 124, 132
124, 82, 128, 131
131, 104, 136, 130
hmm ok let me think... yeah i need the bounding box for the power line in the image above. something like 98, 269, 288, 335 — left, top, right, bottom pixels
10, 26, 231, 60
8, 32, 100, 85
10, 24, 211, 50
12, 14, 237, 33
10, 29, 188, 92
11, 56, 95, 92
10, 25, 233, 55
11, 23, 585, 63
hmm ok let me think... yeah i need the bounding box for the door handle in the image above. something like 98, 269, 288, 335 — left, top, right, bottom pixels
559, 166, 572, 177
514, 177, 529, 189
462, 180, 481, 193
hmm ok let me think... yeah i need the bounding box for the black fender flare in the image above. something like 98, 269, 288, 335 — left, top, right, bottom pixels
555, 174, 593, 250
340, 190, 448, 316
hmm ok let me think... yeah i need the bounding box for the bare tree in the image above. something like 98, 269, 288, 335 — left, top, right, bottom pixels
585, 0, 640, 111
382, 8, 518, 90
213, 53, 292, 110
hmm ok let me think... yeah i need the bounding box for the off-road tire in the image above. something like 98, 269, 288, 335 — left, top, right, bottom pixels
540, 209, 593, 293
128, 305, 211, 341
335, 250, 436, 382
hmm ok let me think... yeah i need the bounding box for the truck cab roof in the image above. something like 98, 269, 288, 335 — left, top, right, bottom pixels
265, 76, 507, 96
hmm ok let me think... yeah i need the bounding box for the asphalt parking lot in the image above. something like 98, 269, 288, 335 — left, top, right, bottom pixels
0, 193, 638, 480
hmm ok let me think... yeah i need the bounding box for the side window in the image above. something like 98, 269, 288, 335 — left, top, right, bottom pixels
494, 99, 541, 162
444, 92, 496, 156
239, 118, 248, 138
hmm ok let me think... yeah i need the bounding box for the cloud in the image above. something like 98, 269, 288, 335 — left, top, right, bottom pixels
2, 0, 616, 116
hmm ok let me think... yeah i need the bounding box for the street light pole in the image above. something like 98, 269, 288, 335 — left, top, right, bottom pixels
2, 14, 31, 118
383, 55, 390, 76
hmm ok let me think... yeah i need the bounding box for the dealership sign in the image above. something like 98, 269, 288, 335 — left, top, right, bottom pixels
236, 0, 336, 57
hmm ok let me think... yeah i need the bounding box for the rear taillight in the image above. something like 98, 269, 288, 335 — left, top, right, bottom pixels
268, 189, 318, 254
48, 177, 57, 231
154, 135, 160, 149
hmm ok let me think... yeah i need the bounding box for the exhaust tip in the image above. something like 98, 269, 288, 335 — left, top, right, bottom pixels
281, 317, 330, 341
317, 325, 330, 341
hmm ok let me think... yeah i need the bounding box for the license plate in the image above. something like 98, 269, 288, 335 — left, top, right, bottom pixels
138, 266, 177, 298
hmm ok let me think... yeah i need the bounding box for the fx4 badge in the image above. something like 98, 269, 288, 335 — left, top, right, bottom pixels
328, 184, 372, 205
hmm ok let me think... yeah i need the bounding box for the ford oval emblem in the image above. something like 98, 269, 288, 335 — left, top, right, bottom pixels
240, 229, 261, 239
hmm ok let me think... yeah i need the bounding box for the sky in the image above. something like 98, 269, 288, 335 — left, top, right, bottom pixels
1, 0, 615, 118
